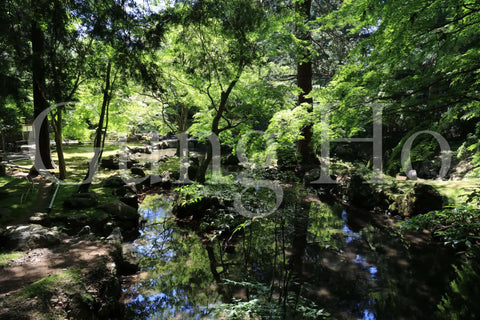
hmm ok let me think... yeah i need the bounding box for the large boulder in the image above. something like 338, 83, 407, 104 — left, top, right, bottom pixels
102, 176, 126, 188
101, 154, 138, 170
99, 200, 138, 221
400, 183, 444, 217
99, 200, 140, 241
63, 192, 98, 209
130, 167, 146, 177
0, 224, 66, 250
120, 193, 139, 209
119, 243, 139, 275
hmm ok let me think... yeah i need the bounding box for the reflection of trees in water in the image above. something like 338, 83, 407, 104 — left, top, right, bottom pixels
125, 191, 460, 319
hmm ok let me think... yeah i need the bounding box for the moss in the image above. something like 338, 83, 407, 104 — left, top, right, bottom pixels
0, 176, 38, 226
0, 251, 23, 267
19, 269, 84, 298
1, 269, 96, 320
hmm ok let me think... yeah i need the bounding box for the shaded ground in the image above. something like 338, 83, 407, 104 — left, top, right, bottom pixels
0, 238, 115, 298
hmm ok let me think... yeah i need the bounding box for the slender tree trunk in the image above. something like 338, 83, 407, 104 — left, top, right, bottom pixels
288, 200, 310, 318
31, 10, 54, 174
197, 77, 239, 183
51, 110, 67, 179
78, 61, 112, 193
295, 0, 318, 170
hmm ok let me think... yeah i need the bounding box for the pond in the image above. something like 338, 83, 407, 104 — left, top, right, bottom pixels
122, 191, 456, 320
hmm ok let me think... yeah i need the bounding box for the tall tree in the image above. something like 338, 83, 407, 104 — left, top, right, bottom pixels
145, 0, 275, 182
30, 0, 55, 174
295, 0, 318, 170
324, 0, 480, 172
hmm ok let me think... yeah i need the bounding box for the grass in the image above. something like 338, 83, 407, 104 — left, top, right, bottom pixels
19, 269, 87, 299
0, 143, 126, 227
0, 269, 94, 320
0, 251, 24, 267
0, 175, 38, 226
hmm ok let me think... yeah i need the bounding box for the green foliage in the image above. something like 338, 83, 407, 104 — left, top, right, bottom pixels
174, 183, 203, 207
215, 280, 331, 320
437, 262, 480, 320
401, 205, 480, 248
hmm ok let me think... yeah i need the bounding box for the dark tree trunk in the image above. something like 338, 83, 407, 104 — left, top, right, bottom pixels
31, 11, 54, 173
288, 200, 310, 317
51, 110, 67, 180
78, 61, 112, 193
197, 77, 239, 183
295, 0, 318, 170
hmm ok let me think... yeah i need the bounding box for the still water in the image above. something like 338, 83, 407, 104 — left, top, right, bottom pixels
122, 193, 454, 320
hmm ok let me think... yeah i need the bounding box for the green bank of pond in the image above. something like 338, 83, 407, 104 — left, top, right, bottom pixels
122, 192, 459, 320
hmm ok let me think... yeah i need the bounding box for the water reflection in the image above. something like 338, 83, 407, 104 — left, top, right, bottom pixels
123, 192, 456, 320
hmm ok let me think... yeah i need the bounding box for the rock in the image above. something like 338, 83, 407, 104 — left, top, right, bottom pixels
99, 201, 140, 241
127, 146, 152, 154
99, 200, 138, 221
101, 156, 119, 170
120, 193, 139, 209
106, 227, 123, 244
130, 167, 145, 177
119, 243, 139, 275
401, 183, 444, 217
406, 170, 418, 180
412, 158, 443, 179
77, 225, 92, 236
29, 212, 49, 224
449, 159, 475, 181
0, 224, 66, 250
64, 192, 98, 209
102, 176, 126, 188
113, 184, 137, 197
0, 163, 6, 176
101, 154, 138, 170
143, 162, 152, 169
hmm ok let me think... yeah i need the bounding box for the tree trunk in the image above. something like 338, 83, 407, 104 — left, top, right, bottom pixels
31, 11, 54, 174
295, 0, 318, 170
78, 61, 112, 193
197, 77, 239, 183
51, 110, 67, 180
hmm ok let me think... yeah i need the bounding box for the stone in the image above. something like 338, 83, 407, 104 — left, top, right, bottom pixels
99, 200, 138, 221
0, 224, 66, 250
401, 183, 444, 217
127, 146, 152, 154
29, 212, 49, 224
106, 227, 123, 244
119, 243, 139, 274
77, 225, 92, 236
113, 184, 137, 197
130, 167, 145, 177
102, 176, 126, 188
99, 200, 140, 241
406, 170, 417, 180
64, 192, 98, 209
120, 193, 139, 209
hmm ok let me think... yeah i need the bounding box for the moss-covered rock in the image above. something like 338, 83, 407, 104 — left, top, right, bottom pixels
400, 183, 445, 217
0, 224, 66, 251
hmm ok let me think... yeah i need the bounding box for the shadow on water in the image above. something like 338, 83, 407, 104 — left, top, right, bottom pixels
123, 190, 457, 319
